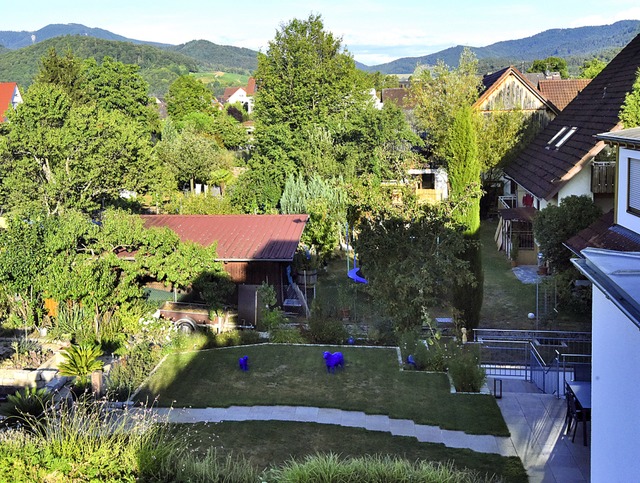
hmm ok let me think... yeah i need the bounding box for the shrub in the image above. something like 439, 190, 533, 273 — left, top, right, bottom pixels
448, 347, 486, 392
0, 399, 173, 481
57, 342, 104, 391
270, 327, 306, 344
239, 330, 261, 345
106, 342, 163, 401
367, 318, 397, 346
52, 303, 93, 344
215, 330, 242, 347
414, 340, 450, 372
307, 317, 348, 344
266, 453, 494, 482
0, 387, 53, 426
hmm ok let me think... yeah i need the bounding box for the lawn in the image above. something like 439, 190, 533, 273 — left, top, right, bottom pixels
136, 344, 509, 436
480, 220, 591, 331
172, 420, 527, 482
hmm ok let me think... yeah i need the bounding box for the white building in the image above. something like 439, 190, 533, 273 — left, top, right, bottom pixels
573, 127, 640, 482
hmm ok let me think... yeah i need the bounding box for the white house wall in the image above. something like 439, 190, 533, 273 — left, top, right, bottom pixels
615, 147, 640, 233
557, 165, 593, 204
590, 287, 640, 482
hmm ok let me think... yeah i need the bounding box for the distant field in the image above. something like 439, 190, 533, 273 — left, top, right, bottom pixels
193, 71, 249, 85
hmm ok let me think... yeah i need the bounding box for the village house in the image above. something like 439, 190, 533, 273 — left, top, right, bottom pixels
220, 77, 256, 113
497, 33, 640, 264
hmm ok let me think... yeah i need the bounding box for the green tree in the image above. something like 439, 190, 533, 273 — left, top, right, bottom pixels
410, 48, 481, 163
166, 75, 215, 121
280, 175, 347, 259
579, 58, 607, 79
444, 106, 484, 330
155, 122, 226, 193
252, 14, 375, 180
34, 48, 85, 102
528, 57, 569, 79
356, 203, 470, 330
620, 68, 640, 128
533, 195, 602, 271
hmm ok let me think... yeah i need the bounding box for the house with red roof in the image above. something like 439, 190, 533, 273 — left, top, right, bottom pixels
0, 82, 23, 122
140, 214, 308, 324
497, 33, 640, 263
219, 77, 255, 113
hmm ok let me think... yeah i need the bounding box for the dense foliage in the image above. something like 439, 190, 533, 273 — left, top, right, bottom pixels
527, 56, 569, 79
620, 68, 640, 128
356, 202, 470, 330
533, 195, 602, 272
247, 14, 419, 213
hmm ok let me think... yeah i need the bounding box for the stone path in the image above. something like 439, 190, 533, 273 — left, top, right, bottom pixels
149, 405, 518, 457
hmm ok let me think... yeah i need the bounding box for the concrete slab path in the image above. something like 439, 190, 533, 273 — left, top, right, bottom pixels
148, 405, 518, 457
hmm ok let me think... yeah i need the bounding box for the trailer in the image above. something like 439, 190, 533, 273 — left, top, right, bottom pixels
156, 302, 251, 334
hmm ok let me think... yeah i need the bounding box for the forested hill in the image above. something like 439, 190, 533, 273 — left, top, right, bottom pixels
365, 19, 640, 74
0, 36, 199, 97
167, 40, 258, 73
0, 23, 170, 50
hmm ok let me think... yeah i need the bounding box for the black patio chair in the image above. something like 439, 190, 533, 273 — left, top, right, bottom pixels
565, 386, 590, 446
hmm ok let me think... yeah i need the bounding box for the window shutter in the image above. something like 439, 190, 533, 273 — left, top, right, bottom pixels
628, 158, 640, 214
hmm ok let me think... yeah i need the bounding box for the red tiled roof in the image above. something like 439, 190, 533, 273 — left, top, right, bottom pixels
381, 88, 411, 108
565, 210, 640, 255
0, 82, 18, 122
140, 214, 309, 261
504, 33, 640, 201
220, 86, 243, 103
538, 79, 591, 111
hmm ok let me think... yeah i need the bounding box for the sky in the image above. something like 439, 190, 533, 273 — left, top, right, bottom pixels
4, 0, 640, 66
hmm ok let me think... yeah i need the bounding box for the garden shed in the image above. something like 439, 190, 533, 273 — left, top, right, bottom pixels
140, 214, 309, 325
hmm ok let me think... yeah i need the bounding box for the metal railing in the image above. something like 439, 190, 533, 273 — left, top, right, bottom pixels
473, 329, 591, 396
498, 195, 517, 209
475, 340, 530, 378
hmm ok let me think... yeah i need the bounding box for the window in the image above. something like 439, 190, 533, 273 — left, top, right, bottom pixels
546, 126, 577, 150
420, 173, 435, 190
628, 158, 640, 215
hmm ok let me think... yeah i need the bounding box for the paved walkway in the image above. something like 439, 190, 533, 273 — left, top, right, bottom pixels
493, 378, 590, 483
151, 405, 518, 457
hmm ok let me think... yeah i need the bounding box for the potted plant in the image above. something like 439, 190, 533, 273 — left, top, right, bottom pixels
293, 248, 320, 285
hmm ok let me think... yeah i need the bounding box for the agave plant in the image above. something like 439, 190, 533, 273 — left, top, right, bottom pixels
57, 342, 104, 390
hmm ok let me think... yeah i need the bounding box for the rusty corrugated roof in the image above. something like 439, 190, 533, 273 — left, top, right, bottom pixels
140, 214, 309, 261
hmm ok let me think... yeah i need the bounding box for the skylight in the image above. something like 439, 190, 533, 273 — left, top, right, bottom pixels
546, 126, 578, 150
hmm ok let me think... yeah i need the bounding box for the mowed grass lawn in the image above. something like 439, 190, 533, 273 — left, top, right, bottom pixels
173, 421, 527, 482
136, 344, 509, 436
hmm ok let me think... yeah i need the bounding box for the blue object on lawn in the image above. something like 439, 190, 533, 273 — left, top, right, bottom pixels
347, 336, 355, 345
323, 351, 344, 373
238, 355, 249, 371
407, 354, 417, 369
